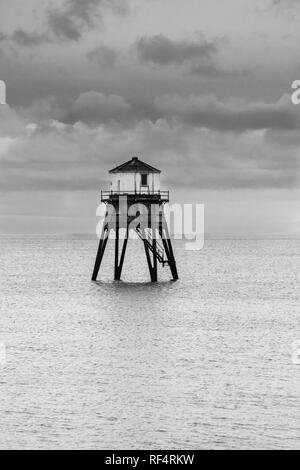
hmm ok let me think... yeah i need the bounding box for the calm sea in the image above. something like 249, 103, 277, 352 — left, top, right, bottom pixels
0, 236, 299, 450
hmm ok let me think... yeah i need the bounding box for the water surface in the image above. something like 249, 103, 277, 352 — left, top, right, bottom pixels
0, 236, 299, 449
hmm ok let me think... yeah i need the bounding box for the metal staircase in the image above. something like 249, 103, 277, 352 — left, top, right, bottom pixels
135, 227, 169, 267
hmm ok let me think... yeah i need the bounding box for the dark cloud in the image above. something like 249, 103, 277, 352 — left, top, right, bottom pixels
87, 45, 117, 68
47, 10, 82, 41
1, 99, 298, 193
0, 27, 48, 48
19, 89, 300, 135
136, 34, 218, 66
135, 34, 230, 77
13, 78, 300, 136
11, 29, 49, 47
155, 94, 300, 132
68, 91, 131, 124
47, 0, 128, 41
190, 62, 232, 77
0, 0, 128, 47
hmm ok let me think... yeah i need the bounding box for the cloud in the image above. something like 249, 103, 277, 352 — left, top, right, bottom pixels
69, 91, 131, 124
87, 45, 117, 68
47, 11, 82, 41
18, 96, 70, 123
155, 94, 300, 132
136, 34, 218, 66
0, 99, 298, 194
47, 0, 128, 41
0, 0, 129, 47
135, 33, 232, 77
189, 62, 232, 77
17, 88, 300, 135
0, 27, 49, 48
11, 29, 49, 47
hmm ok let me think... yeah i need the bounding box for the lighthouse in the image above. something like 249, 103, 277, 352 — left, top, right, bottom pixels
92, 156, 178, 282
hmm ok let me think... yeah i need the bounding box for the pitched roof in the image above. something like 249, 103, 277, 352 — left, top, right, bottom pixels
109, 157, 161, 174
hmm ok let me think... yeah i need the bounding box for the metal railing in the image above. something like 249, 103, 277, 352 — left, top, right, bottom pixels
101, 190, 169, 201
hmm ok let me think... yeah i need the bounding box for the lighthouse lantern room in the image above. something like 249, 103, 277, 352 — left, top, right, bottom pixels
109, 156, 161, 194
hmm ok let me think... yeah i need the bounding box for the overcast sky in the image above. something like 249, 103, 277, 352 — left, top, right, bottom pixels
0, 0, 299, 235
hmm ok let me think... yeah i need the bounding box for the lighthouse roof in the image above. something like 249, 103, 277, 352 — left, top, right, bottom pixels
109, 157, 161, 174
